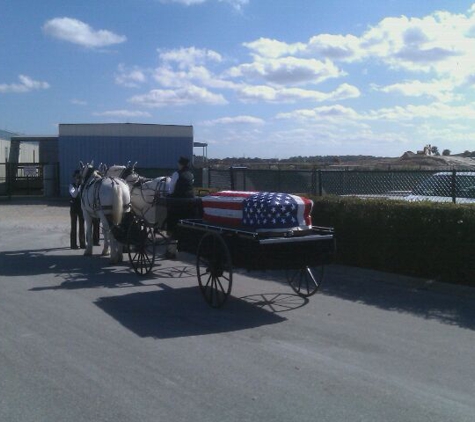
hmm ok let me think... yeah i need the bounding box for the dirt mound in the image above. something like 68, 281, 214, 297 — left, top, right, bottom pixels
395, 154, 475, 169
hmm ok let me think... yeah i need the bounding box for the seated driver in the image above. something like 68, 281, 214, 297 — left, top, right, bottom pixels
169, 156, 195, 199
166, 156, 195, 258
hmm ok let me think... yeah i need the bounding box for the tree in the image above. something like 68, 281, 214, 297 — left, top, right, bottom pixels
442, 149, 451, 156
431, 145, 440, 156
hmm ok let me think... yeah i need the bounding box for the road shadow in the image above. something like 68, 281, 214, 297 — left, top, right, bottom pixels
0, 247, 152, 290
239, 292, 308, 313
320, 265, 475, 331
227, 264, 475, 331
13, 245, 474, 332
95, 284, 287, 339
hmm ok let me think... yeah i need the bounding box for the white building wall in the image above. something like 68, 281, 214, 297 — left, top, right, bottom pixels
18, 142, 39, 162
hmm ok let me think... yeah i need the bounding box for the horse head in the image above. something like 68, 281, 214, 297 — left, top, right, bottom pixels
98, 163, 108, 176
80, 160, 98, 183
121, 164, 140, 184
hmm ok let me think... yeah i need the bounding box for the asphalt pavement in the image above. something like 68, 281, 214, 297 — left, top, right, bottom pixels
1, 201, 475, 422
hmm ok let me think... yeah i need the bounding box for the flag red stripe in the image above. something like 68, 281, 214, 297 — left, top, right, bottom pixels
202, 215, 242, 226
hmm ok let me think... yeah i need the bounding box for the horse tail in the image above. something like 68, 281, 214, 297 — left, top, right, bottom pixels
112, 180, 124, 226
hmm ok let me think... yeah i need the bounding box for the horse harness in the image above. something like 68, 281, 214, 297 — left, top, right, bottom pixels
130, 177, 169, 208
81, 168, 130, 212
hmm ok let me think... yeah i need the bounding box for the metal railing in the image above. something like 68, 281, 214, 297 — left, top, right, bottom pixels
0, 162, 60, 197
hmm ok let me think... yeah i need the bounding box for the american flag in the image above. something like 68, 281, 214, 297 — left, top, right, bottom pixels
242, 192, 313, 230
202, 191, 258, 226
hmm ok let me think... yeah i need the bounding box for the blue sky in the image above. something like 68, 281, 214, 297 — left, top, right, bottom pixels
2, 0, 475, 158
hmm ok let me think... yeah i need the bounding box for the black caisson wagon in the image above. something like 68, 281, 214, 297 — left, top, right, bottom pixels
123, 196, 335, 308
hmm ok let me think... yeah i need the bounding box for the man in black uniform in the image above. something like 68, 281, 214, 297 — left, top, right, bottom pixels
166, 157, 195, 258
69, 170, 86, 249
169, 156, 195, 199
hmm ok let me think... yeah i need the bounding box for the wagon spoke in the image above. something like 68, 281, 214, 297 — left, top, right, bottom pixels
205, 273, 212, 289
208, 279, 215, 304
144, 252, 152, 265
287, 266, 323, 297
216, 277, 226, 296
196, 233, 233, 308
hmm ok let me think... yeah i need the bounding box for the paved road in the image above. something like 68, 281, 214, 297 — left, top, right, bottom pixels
1, 201, 475, 422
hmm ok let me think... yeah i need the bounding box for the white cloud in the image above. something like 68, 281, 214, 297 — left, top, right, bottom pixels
128, 86, 227, 107
43, 17, 126, 48
242, 34, 362, 61
115, 64, 147, 87
149, 47, 238, 91
243, 38, 306, 58
153, 65, 238, 89
93, 110, 152, 117
240, 5, 475, 84
226, 57, 344, 85
359, 14, 466, 74
158, 47, 222, 69
237, 83, 360, 103
276, 104, 361, 121
0, 75, 50, 93
368, 102, 475, 121
159, 0, 248, 10
276, 101, 475, 125
372, 79, 456, 102
202, 115, 265, 126
306, 34, 362, 61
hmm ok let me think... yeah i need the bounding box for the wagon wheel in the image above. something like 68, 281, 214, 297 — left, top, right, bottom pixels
127, 218, 156, 275
196, 232, 233, 308
286, 266, 323, 297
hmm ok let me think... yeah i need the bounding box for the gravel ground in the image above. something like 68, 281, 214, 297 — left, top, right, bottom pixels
0, 198, 70, 233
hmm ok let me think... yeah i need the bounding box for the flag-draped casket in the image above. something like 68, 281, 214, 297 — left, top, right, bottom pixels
202, 191, 313, 231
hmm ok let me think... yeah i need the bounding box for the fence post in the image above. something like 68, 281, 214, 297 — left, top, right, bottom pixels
6, 162, 12, 199
318, 169, 323, 196
451, 168, 456, 204
230, 167, 235, 190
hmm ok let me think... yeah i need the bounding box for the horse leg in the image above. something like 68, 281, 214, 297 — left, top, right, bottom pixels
109, 231, 119, 264
99, 213, 111, 257
116, 236, 123, 263
83, 212, 93, 256
109, 236, 122, 264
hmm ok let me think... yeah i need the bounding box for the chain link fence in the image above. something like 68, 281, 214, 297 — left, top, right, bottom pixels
205, 167, 475, 204
3, 163, 472, 204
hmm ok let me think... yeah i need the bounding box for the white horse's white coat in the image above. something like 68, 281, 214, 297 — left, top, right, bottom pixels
106, 165, 170, 227
80, 164, 131, 263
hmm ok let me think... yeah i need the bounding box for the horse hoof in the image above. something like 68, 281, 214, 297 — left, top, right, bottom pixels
101, 250, 110, 257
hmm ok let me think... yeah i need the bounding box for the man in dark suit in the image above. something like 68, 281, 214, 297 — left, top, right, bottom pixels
69, 170, 85, 249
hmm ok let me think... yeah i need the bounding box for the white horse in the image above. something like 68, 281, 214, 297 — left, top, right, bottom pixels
106, 164, 170, 227
80, 161, 131, 263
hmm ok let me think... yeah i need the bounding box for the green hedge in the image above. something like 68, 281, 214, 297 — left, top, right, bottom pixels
310, 196, 475, 285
